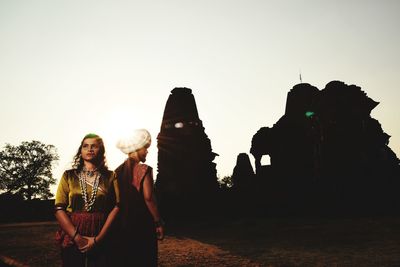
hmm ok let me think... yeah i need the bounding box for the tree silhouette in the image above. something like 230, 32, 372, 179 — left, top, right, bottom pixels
218, 175, 233, 190
0, 140, 59, 200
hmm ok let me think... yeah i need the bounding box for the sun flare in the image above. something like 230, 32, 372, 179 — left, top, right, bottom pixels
96, 107, 158, 170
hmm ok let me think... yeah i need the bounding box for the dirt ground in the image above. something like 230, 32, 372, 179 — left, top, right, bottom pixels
159, 236, 260, 266
0, 225, 260, 267
1, 217, 400, 267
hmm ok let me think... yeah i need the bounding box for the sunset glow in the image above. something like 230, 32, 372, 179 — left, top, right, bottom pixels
0, 1, 399, 196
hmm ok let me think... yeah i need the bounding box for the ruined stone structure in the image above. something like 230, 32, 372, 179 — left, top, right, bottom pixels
223, 153, 257, 216
250, 81, 400, 214
155, 88, 219, 218
231, 153, 255, 191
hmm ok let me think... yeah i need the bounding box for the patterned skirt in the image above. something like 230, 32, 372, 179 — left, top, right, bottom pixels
56, 212, 107, 267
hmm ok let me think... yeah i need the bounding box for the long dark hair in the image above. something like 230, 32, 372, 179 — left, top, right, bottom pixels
72, 133, 108, 174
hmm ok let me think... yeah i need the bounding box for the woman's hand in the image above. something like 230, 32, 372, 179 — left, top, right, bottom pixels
156, 226, 165, 240
74, 234, 88, 250
79, 236, 96, 253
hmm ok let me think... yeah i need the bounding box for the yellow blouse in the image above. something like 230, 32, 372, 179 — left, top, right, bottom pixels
55, 169, 119, 213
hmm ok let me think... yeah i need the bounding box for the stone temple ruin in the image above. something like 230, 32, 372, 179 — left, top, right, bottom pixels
154, 82, 399, 217
249, 81, 400, 214
155, 88, 219, 218
231, 153, 255, 192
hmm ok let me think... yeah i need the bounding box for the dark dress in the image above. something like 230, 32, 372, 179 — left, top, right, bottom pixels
113, 159, 158, 267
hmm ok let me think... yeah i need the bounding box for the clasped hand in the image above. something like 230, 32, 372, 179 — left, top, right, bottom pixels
75, 235, 96, 253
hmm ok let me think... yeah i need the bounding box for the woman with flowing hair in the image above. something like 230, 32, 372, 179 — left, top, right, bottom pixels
55, 133, 119, 267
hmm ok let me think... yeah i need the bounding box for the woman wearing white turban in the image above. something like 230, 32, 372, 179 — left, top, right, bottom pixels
112, 129, 164, 267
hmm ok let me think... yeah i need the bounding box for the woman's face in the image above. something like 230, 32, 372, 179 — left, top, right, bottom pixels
81, 138, 101, 163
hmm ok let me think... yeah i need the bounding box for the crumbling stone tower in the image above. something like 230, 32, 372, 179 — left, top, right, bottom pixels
155, 87, 219, 218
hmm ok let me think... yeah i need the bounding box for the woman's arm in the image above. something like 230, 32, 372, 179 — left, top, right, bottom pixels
54, 171, 87, 249
81, 173, 120, 252
96, 172, 120, 243
143, 170, 165, 240
96, 206, 119, 242
80, 206, 120, 252
55, 210, 87, 249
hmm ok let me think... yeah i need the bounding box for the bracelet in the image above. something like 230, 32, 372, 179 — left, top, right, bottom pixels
54, 206, 66, 212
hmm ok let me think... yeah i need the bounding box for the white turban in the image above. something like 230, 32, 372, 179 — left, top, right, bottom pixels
116, 129, 151, 154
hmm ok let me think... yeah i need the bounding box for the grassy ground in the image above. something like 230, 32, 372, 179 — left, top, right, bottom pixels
1, 217, 400, 266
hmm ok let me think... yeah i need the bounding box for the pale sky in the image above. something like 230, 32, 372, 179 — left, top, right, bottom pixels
0, 0, 399, 195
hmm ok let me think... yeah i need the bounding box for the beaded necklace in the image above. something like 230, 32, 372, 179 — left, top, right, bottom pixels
78, 168, 100, 212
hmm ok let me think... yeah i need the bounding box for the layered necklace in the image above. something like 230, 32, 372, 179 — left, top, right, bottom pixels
78, 167, 100, 212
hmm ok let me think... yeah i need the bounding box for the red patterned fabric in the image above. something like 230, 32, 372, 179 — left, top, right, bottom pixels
131, 164, 149, 190
55, 212, 105, 248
